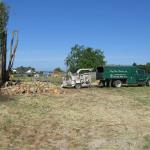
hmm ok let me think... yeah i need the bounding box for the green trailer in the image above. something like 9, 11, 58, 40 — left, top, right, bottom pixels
96, 66, 150, 87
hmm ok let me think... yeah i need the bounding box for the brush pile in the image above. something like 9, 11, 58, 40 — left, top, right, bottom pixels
0, 81, 64, 96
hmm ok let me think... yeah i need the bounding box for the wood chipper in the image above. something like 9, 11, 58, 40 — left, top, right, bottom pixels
61, 68, 93, 89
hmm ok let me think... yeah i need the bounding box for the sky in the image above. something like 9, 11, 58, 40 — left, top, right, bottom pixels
4, 0, 150, 71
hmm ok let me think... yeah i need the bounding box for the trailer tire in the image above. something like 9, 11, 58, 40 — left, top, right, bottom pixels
75, 84, 81, 89
99, 81, 104, 87
113, 80, 122, 88
147, 80, 150, 87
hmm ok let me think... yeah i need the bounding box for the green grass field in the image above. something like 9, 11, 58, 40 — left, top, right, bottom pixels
0, 87, 150, 150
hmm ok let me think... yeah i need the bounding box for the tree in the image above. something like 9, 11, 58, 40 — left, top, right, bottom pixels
53, 67, 63, 72
65, 44, 106, 73
141, 63, 150, 73
132, 62, 137, 66
16, 66, 35, 74
0, 2, 9, 85
134, 62, 150, 73
145, 63, 150, 72
0, 2, 9, 32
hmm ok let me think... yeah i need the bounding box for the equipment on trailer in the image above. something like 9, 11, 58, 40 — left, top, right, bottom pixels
96, 66, 150, 88
61, 68, 93, 89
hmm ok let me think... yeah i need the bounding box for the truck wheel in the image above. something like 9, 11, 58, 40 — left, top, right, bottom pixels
113, 80, 122, 88
147, 80, 150, 87
75, 84, 81, 89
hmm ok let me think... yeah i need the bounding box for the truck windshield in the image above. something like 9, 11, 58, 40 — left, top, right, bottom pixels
97, 67, 104, 73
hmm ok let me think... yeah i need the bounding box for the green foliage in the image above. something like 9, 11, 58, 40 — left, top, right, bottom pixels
132, 62, 137, 66
139, 62, 150, 73
53, 67, 63, 72
0, 2, 9, 32
16, 66, 35, 74
143, 134, 150, 150
65, 44, 106, 73
133, 62, 150, 73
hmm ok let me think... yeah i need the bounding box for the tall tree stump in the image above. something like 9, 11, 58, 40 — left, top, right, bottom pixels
0, 31, 7, 86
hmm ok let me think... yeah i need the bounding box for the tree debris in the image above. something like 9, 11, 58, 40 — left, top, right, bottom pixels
0, 81, 65, 96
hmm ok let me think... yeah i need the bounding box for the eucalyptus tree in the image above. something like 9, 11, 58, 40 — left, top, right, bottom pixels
0, 1, 9, 85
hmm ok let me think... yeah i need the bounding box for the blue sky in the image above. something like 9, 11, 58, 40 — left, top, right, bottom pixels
4, 0, 150, 71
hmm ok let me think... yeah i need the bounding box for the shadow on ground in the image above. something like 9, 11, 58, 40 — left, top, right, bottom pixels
0, 95, 14, 102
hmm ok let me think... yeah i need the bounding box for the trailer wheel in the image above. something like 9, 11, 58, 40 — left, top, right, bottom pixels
113, 80, 122, 88
99, 81, 104, 87
75, 84, 81, 89
147, 80, 150, 87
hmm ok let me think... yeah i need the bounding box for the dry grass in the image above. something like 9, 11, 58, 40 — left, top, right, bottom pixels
0, 87, 150, 150
13, 75, 62, 85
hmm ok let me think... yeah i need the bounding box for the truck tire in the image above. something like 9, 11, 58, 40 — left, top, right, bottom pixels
147, 80, 150, 87
113, 80, 122, 88
75, 84, 81, 89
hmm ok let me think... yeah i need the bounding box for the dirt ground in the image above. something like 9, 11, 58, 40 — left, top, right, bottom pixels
0, 87, 150, 150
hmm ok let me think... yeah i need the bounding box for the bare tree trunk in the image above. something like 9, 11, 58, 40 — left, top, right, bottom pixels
2, 31, 7, 82
0, 32, 3, 85
0, 31, 7, 86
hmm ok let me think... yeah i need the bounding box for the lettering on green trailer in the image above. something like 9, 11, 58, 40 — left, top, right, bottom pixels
109, 70, 128, 73
110, 74, 127, 78
96, 66, 150, 87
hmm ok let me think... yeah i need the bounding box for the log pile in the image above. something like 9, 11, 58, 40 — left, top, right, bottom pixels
0, 81, 65, 96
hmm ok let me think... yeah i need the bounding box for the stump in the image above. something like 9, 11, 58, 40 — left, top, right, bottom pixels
0, 31, 7, 86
